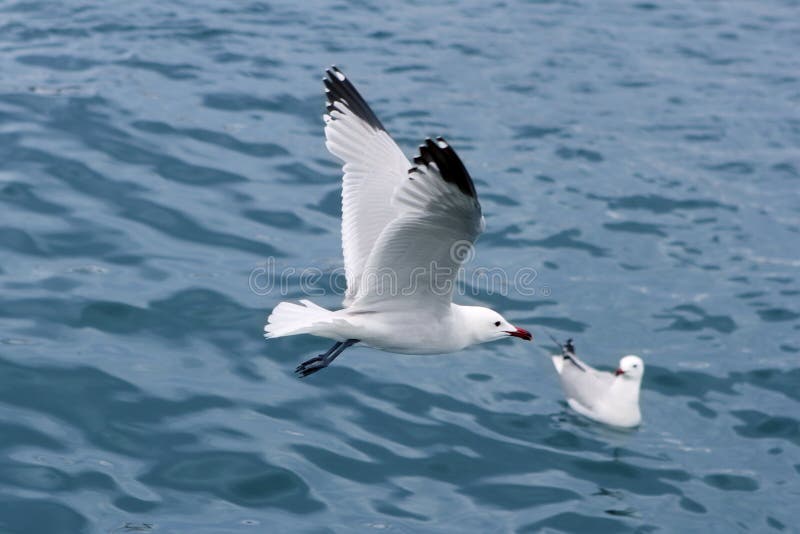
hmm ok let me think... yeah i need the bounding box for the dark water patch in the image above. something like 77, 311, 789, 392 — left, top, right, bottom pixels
306, 188, 341, 219
371, 499, 428, 520
604, 508, 637, 517
466, 373, 492, 382
555, 146, 604, 162
589, 193, 736, 214
705, 161, 756, 175
684, 132, 722, 142
736, 291, 766, 299
131, 120, 289, 158
485, 226, 609, 257
1, 95, 248, 186
616, 80, 653, 89
482, 192, 521, 206
654, 304, 737, 333
765, 276, 793, 284
668, 240, 702, 256
451, 43, 482, 56
0, 229, 127, 265
513, 125, 562, 139
140, 451, 324, 512
0, 461, 115, 493
619, 263, 646, 270
156, 24, 240, 42
389, 109, 430, 120
542, 430, 585, 450
731, 410, 800, 445
0, 133, 145, 201
494, 391, 537, 402
0, 421, 65, 452
243, 209, 323, 233
0, 496, 88, 534
213, 51, 248, 63
519, 512, 640, 533
203, 92, 320, 124
460, 483, 580, 510
115, 58, 199, 80
676, 46, 744, 66
16, 53, 99, 71
0, 290, 260, 359
687, 400, 717, 419
771, 162, 798, 178
643, 122, 724, 143
600, 194, 738, 214
120, 198, 281, 256
0, 355, 234, 457
603, 221, 667, 237
702, 473, 759, 492
646, 365, 738, 399
756, 308, 799, 322
693, 216, 717, 224
767, 516, 787, 531
154, 157, 247, 185
0, 227, 46, 256
0, 181, 69, 215
384, 64, 429, 74
679, 496, 707, 514
570, 458, 689, 495
113, 496, 159, 514
368, 30, 393, 40
277, 162, 337, 185
39, 229, 119, 258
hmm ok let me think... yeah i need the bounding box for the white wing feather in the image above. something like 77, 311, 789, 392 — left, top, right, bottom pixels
351, 139, 484, 310
323, 68, 410, 306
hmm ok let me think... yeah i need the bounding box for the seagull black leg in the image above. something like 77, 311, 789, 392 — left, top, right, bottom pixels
295, 339, 360, 378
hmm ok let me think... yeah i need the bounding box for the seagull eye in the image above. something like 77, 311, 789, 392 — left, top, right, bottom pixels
494, 321, 501, 327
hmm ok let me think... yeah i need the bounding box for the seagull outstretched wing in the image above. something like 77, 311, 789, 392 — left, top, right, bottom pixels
351, 137, 485, 311
323, 67, 411, 306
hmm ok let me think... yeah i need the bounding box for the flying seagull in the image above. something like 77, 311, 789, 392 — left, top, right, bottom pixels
265, 66, 532, 377
550, 338, 643, 427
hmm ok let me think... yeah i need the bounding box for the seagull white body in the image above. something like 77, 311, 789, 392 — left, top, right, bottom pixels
552, 349, 644, 428
265, 67, 532, 375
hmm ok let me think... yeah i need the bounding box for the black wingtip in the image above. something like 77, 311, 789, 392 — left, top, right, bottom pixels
323, 66, 385, 131
412, 137, 477, 199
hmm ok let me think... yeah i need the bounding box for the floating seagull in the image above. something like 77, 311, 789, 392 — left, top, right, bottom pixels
265, 66, 532, 377
549, 338, 643, 427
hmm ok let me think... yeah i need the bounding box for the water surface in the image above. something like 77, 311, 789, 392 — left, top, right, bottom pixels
1, 0, 799, 532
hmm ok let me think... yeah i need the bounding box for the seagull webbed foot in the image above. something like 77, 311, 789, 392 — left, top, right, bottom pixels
295, 355, 329, 378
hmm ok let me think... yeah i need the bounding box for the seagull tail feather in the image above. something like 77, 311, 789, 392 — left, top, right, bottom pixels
264, 299, 336, 339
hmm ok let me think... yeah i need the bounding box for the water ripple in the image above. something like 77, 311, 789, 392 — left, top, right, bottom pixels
1, 0, 798, 531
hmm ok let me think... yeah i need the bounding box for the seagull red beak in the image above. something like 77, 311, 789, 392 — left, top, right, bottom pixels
615, 368, 625, 376
507, 327, 533, 341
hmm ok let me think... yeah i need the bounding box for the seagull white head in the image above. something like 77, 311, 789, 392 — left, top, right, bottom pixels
615, 355, 644, 380
459, 306, 533, 344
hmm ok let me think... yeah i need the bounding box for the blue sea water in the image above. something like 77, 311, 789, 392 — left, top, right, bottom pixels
1, 0, 799, 532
